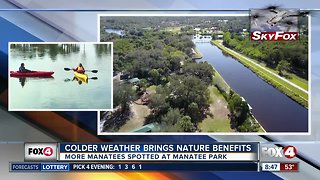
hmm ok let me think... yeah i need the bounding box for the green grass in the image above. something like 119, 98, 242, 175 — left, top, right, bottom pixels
258, 126, 265, 133
288, 74, 308, 90
199, 70, 266, 132
212, 40, 308, 108
208, 85, 222, 101
199, 117, 233, 132
248, 56, 308, 91
163, 27, 181, 33
212, 69, 230, 93
199, 83, 233, 132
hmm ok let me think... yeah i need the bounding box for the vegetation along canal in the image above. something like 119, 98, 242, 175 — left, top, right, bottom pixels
195, 42, 308, 132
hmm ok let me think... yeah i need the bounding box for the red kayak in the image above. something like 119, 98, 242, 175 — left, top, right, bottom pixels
10, 71, 54, 77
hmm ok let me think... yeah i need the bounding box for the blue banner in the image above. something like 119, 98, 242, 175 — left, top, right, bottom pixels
59, 142, 259, 153
40, 163, 70, 172
10, 162, 258, 172
10, 163, 40, 172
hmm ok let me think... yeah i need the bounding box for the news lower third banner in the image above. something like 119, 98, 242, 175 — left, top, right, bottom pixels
59, 142, 259, 161
10, 142, 260, 172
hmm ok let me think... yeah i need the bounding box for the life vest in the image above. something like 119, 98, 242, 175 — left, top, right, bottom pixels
77, 66, 85, 74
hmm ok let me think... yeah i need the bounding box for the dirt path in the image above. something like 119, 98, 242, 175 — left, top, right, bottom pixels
199, 86, 233, 132
118, 103, 150, 132
210, 99, 229, 118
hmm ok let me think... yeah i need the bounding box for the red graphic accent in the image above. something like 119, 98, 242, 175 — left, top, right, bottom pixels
43, 147, 53, 156
280, 162, 298, 171
283, 146, 297, 159
251, 32, 298, 41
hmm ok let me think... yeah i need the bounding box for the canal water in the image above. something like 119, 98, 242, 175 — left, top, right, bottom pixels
195, 42, 308, 132
9, 44, 112, 110
105, 29, 125, 36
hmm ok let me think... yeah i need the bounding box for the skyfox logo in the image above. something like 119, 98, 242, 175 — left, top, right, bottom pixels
251, 31, 298, 41
261, 146, 297, 159
28, 147, 53, 156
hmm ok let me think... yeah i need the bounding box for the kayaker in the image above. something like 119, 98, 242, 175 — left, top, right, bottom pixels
73, 63, 85, 74
18, 63, 32, 73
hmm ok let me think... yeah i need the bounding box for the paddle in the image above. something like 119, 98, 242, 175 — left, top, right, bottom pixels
64, 68, 98, 73
64, 77, 97, 82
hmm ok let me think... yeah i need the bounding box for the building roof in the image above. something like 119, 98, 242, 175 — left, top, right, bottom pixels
132, 123, 158, 132
128, 77, 140, 83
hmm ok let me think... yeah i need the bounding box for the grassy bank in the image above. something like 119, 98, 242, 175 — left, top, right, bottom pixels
197, 63, 266, 133
199, 85, 233, 132
212, 69, 266, 133
212, 40, 308, 108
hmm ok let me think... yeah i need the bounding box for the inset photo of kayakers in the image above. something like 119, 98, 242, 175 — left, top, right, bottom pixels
8, 42, 113, 111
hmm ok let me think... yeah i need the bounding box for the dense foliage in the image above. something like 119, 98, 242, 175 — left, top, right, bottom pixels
101, 16, 268, 132
101, 16, 250, 33
227, 90, 259, 132
223, 32, 308, 79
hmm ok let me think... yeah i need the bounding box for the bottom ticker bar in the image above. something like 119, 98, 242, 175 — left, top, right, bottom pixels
10, 162, 258, 172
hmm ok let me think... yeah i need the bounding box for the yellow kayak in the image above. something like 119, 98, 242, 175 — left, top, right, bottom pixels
74, 71, 88, 83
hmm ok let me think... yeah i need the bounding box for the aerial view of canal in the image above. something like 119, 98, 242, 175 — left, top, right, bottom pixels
9, 43, 112, 110
195, 41, 308, 132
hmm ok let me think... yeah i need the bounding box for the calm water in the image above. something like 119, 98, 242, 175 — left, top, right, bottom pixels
9, 44, 112, 110
105, 29, 125, 36
196, 42, 308, 132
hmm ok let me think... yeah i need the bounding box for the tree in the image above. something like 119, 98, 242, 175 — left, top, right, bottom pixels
227, 93, 249, 125
136, 79, 148, 94
168, 75, 210, 112
276, 60, 290, 76
183, 62, 215, 84
222, 32, 308, 79
170, 57, 181, 72
176, 116, 193, 132
223, 32, 232, 45
149, 69, 160, 84
149, 93, 170, 114
160, 108, 183, 131
113, 83, 136, 111
237, 116, 259, 132
114, 39, 134, 56
187, 102, 202, 122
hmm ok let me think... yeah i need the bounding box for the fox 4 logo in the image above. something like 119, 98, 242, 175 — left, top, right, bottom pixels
28, 147, 53, 156
25, 143, 57, 161
262, 146, 297, 159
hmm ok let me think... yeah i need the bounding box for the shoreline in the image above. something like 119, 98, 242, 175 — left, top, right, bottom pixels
213, 66, 266, 133
191, 47, 203, 59
195, 48, 266, 133
211, 40, 308, 109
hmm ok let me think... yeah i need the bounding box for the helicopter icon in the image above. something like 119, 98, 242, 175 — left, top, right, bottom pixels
251, 6, 309, 32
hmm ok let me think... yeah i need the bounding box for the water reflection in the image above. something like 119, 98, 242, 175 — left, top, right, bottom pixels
19, 78, 26, 87
11, 44, 81, 61
13, 77, 54, 88
221, 50, 231, 57
192, 34, 213, 43
95, 44, 112, 58
9, 43, 112, 110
